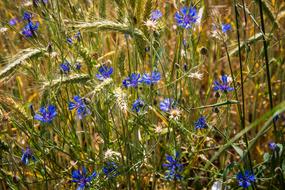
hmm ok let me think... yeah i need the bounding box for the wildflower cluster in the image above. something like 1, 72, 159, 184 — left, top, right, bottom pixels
162, 152, 184, 180
4, 1, 283, 189
21, 11, 39, 37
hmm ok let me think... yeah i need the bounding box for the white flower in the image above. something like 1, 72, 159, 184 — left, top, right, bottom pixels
154, 125, 163, 133
188, 71, 203, 80
181, 49, 186, 57
104, 149, 121, 159
144, 19, 158, 31
169, 109, 181, 121
114, 87, 127, 113
211, 181, 223, 190
226, 76, 233, 83
50, 52, 58, 58
23, 1, 33, 6
0, 27, 8, 33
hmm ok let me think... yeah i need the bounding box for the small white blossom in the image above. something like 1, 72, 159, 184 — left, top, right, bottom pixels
104, 149, 121, 159
188, 71, 203, 80
0, 27, 8, 33
169, 109, 181, 121
144, 19, 158, 31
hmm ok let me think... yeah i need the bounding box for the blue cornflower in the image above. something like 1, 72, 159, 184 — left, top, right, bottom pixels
34, 105, 57, 123
222, 23, 231, 33
141, 71, 161, 85
150, 10, 162, 21
72, 166, 97, 190
159, 98, 175, 112
194, 116, 207, 130
95, 65, 113, 81
175, 6, 198, 29
75, 31, 81, 40
132, 99, 144, 113
22, 21, 39, 37
269, 142, 277, 150
75, 62, 81, 70
67, 37, 73, 45
68, 96, 91, 119
162, 152, 184, 180
122, 73, 141, 88
236, 170, 256, 188
23, 11, 32, 21
21, 147, 36, 165
9, 18, 17, 26
213, 75, 234, 93
102, 162, 119, 178
60, 61, 70, 74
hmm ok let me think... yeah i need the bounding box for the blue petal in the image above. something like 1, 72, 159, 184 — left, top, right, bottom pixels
39, 107, 46, 114
221, 75, 228, 84
34, 114, 44, 121
96, 74, 105, 81
82, 166, 87, 176
68, 102, 77, 110
180, 7, 188, 15
21, 155, 28, 165
76, 185, 85, 190
73, 96, 82, 103
48, 105, 56, 113
189, 7, 197, 17
72, 170, 82, 180
86, 171, 97, 182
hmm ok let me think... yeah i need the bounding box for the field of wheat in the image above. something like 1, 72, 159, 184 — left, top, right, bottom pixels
0, 0, 285, 189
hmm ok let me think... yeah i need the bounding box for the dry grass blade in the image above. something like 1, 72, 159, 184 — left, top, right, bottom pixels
204, 101, 285, 170
42, 74, 90, 91
0, 95, 31, 122
0, 48, 44, 80
253, 0, 281, 29
66, 20, 147, 42
229, 32, 264, 56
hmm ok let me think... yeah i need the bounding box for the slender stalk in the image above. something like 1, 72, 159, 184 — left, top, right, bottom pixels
257, 0, 284, 188
233, 1, 255, 187
257, 0, 277, 139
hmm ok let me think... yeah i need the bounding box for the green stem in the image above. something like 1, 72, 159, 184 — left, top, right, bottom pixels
233, 1, 255, 187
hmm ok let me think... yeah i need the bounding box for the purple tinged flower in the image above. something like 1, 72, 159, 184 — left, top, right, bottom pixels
102, 162, 119, 178
236, 170, 256, 188
194, 116, 207, 130
34, 105, 57, 123
68, 96, 91, 119
175, 6, 198, 29
9, 18, 17, 26
23, 11, 32, 21
34, 0, 48, 5
96, 65, 113, 81
75, 31, 81, 40
22, 21, 39, 37
162, 152, 184, 180
75, 62, 81, 70
222, 23, 231, 33
159, 98, 175, 112
67, 37, 73, 45
141, 71, 161, 85
72, 166, 97, 190
132, 99, 144, 113
269, 142, 277, 150
60, 61, 70, 74
213, 75, 234, 93
21, 147, 36, 165
150, 10, 162, 21
122, 73, 141, 88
